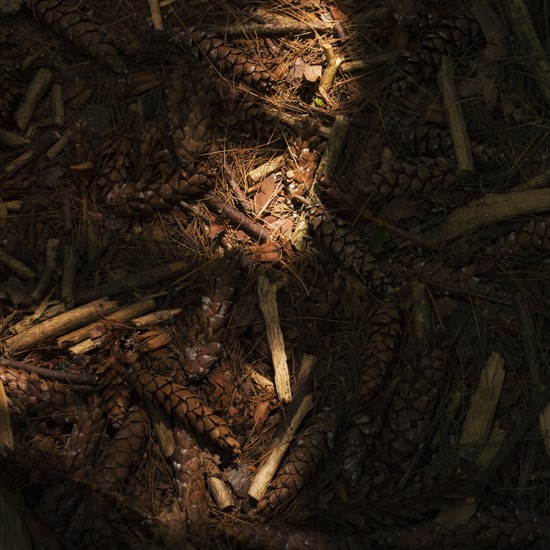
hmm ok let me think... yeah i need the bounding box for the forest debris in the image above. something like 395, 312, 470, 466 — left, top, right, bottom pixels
45, 132, 69, 158
4, 130, 60, 174
439, 56, 473, 172
61, 244, 77, 309
248, 154, 286, 185
132, 309, 183, 328
0, 128, 29, 148
247, 367, 275, 393
0, 380, 14, 452
340, 51, 401, 73
503, 0, 550, 107
423, 188, 550, 243
208, 19, 337, 38
248, 393, 314, 502
257, 274, 291, 404
316, 115, 349, 181
0, 492, 33, 550
0, 248, 36, 280
145, 401, 175, 458
315, 43, 343, 106
460, 352, 505, 447
204, 193, 270, 243
0, 357, 97, 385
51, 83, 64, 126
57, 298, 156, 346
207, 476, 235, 511
30, 238, 59, 302
3, 297, 119, 354
76, 260, 188, 303
539, 404, 550, 455
14, 68, 54, 131
148, 0, 164, 31
513, 166, 550, 191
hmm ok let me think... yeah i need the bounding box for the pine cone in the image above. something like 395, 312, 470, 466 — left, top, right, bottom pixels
222, 522, 340, 550
300, 254, 343, 317
362, 300, 402, 401
257, 409, 338, 514
130, 370, 241, 455
183, 251, 242, 381
167, 68, 218, 166
308, 205, 386, 290
105, 163, 214, 215
0, 364, 77, 416
25, 0, 125, 71
284, 136, 322, 197
377, 348, 445, 469
96, 357, 131, 429
494, 219, 550, 259
172, 426, 209, 537
62, 396, 105, 474
96, 132, 134, 188
172, 28, 273, 91
92, 404, 148, 493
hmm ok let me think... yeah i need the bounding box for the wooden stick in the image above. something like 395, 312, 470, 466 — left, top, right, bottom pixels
503, 0, 550, 107
0, 249, 36, 280
0, 357, 97, 385
209, 20, 337, 38
31, 238, 59, 302
14, 68, 54, 131
61, 245, 77, 309
248, 393, 314, 501
146, 401, 174, 457
51, 84, 64, 127
68, 334, 113, 356
207, 476, 235, 511
316, 115, 350, 181
148, 0, 164, 31
340, 51, 401, 73
204, 194, 271, 243
0, 381, 14, 453
76, 260, 188, 303
4, 130, 60, 174
3, 297, 119, 354
318, 43, 343, 97
258, 274, 292, 404
247, 154, 286, 185
439, 55, 473, 173
57, 298, 157, 346
0, 128, 30, 148
247, 366, 276, 393
45, 132, 69, 159
132, 308, 183, 328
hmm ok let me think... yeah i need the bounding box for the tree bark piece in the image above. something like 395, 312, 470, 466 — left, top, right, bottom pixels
61, 244, 77, 309
423, 188, 550, 243
76, 260, 188, 303
0, 248, 36, 280
316, 115, 349, 181
207, 476, 235, 511
30, 238, 59, 302
3, 297, 119, 354
503, 0, 550, 107
148, 0, 163, 31
248, 393, 313, 502
248, 154, 286, 185
0, 357, 96, 385
14, 67, 54, 131
257, 274, 292, 404
439, 55, 473, 173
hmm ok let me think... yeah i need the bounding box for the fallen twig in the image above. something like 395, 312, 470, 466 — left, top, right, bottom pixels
340, 51, 401, 73
204, 193, 271, 242
316, 115, 349, 181
0, 248, 36, 280
61, 244, 77, 309
31, 238, 59, 302
3, 297, 119, 354
76, 260, 188, 303
148, 0, 164, 31
0, 128, 30, 148
258, 274, 291, 404
0, 357, 97, 385
14, 68, 54, 131
439, 55, 473, 173
207, 476, 235, 511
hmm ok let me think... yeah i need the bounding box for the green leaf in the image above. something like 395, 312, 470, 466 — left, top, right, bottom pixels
314, 97, 325, 108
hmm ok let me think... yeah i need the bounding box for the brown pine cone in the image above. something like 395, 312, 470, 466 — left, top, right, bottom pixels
494, 219, 550, 259
257, 409, 338, 514
284, 136, 322, 198
300, 254, 343, 318
96, 357, 131, 429
95, 132, 134, 188
183, 251, 242, 381
0, 364, 78, 416
222, 522, 340, 550
105, 163, 214, 215
62, 396, 105, 474
377, 348, 445, 469
25, 0, 125, 71
172, 426, 209, 538
92, 404, 148, 493
167, 68, 218, 166
362, 300, 402, 401
130, 370, 241, 455
173, 28, 273, 91
308, 204, 384, 288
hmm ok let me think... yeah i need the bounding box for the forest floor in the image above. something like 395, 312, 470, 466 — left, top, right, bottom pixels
1, 0, 550, 549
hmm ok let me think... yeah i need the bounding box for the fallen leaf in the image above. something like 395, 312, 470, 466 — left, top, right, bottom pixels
253, 241, 282, 263
254, 173, 278, 214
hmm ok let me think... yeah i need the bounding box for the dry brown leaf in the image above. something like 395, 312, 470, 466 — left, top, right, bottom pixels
286, 57, 322, 86
254, 174, 278, 214
253, 241, 283, 263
